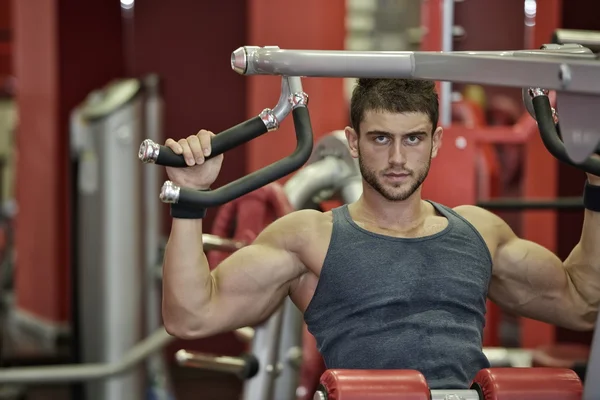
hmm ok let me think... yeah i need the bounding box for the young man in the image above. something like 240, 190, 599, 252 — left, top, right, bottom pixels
161, 79, 600, 389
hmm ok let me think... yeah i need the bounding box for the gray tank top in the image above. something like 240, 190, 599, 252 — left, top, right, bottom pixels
304, 202, 493, 389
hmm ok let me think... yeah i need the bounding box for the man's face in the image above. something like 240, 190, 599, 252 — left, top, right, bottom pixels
345, 110, 443, 202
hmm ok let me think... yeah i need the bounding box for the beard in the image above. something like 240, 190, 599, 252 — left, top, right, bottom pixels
358, 148, 431, 202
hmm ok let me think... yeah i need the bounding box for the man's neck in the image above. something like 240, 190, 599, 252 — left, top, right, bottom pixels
349, 185, 427, 232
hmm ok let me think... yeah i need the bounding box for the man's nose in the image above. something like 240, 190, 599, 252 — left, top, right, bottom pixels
388, 142, 406, 165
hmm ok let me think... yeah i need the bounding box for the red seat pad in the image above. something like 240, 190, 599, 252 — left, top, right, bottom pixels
318, 369, 430, 400
472, 367, 583, 400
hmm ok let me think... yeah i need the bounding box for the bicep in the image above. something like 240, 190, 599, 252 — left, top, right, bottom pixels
207, 232, 305, 331
489, 237, 573, 324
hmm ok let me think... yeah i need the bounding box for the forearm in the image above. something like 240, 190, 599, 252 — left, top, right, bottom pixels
564, 180, 600, 326
162, 219, 214, 337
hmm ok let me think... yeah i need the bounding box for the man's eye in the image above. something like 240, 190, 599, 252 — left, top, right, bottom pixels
406, 135, 421, 145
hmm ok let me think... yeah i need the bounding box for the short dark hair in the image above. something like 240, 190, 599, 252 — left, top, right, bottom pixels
349, 78, 439, 133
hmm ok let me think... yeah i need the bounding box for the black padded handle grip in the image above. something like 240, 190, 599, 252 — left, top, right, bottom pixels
176, 106, 314, 207
238, 353, 260, 380
533, 96, 600, 176
141, 116, 268, 167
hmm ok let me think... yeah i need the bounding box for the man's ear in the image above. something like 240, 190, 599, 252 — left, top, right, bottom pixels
345, 126, 359, 158
431, 126, 443, 159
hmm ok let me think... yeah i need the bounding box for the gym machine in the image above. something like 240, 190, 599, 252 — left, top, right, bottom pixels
0, 76, 179, 400
69, 75, 172, 400
3, 39, 599, 400
140, 42, 600, 399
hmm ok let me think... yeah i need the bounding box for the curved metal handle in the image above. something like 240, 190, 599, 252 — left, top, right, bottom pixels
139, 115, 271, 167
139, 75, 297, 167
532, 94, 600, 176
161, 104, 314, 207
175, 349, 260, 380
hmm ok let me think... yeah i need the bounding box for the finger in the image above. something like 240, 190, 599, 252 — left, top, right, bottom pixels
187, 135, 204, 164
178, 139, 195, 166
197, 130, 214, 157
165, 138, 183, 155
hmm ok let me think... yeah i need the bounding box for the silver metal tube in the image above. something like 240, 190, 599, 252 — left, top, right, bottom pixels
235, 47, 415, 78
412, 52, 600, 93
242, 307, 284, 400
271, 76, 296, 124
76, 79, 145, 400
202, 233, 246, 252
339, 176, 363, 204
439, 0, 454, 126
284, 156, 354, 209
234, 327, 255, 343
0, 328, 174, 384
483, 347, 533, 368
584, 318, 600, 399
313, 391, 326, 400
142, 73, 174, 400
272, 299, 304, 400
233, 47, 600, 95
175, 350, 247, 375
554, 29, 600, 53
430, 389, 480, 400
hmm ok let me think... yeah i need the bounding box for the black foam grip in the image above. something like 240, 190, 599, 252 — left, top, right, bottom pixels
177, 106, 314, 208
583, 181, 600, 212
155, 116, 268, 167
533, 96, 600, 176
239, 353, 260, 380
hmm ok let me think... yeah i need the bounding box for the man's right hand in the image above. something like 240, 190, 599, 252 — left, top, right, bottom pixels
164, 129, 224, 190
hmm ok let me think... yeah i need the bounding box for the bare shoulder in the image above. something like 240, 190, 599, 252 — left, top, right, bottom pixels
452, 205, 515, 247
453, 205, 500, 229
255, 208, 333, 252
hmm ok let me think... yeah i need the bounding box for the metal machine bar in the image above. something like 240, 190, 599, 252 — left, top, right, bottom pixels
202, 233, 246, 252
553, 29, 600, 53
232, 47, 600, 95
234, 327, 255, 343
242, 307, 284, 400
142, 73, 174, 400
0, 328, 174, 384
175, 350, 246, 375
439, 0, 454, 126
584, 309, 600, 398
284, 156, 355, 209
272, 299, 303, 400
430, 389, 479, 400
477, 197, 583, 210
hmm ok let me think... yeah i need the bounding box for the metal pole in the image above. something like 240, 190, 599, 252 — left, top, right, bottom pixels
202, 234, 246, 252
584, 319, 600, 399
439, 0, 454, 127
232, 47, 600, 95
0, 328, 174, 384
477, 197, 583, 210
142, 73, 175, 400
175, 351, 247, 375
271, 300, 303, 400
75, 79, 145, 400
241, 307, 284, 400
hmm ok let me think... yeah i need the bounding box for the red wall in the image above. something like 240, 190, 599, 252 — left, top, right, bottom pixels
0, 0, 10, 79
246, 0, 347, 176
129, 0, 249, 232
13, 0, 124, 324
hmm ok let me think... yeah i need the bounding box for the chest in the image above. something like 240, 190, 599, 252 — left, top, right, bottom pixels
320, 240, 492, 307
